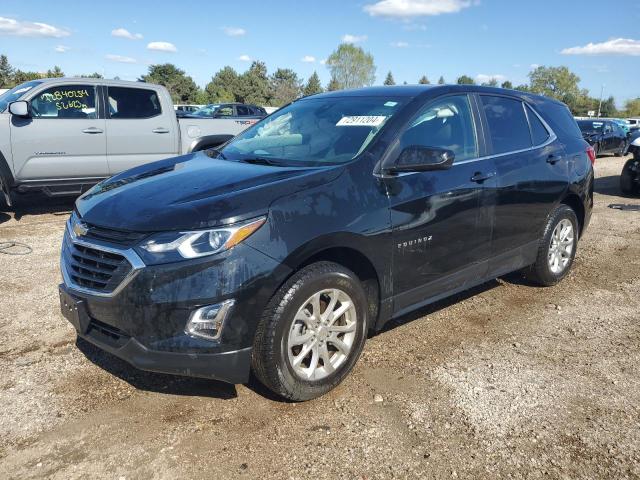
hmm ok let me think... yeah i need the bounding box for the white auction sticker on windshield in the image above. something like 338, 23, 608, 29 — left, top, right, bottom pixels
336, 116, 386, 127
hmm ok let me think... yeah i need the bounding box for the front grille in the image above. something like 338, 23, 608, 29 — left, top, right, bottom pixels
62, 233, 134, 294
81, 223, 148, 246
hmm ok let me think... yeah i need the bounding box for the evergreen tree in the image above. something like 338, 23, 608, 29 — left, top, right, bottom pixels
303, 71, 323, 96
383, 71, 395, 86
0, 55, 14, 88
205, 66, 239, 103
269, 68, 302, 106
418, 75, 430, 84
437, 76, 445, 85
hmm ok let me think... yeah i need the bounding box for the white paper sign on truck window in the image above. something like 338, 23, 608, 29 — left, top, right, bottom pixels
336, 116, 387, 127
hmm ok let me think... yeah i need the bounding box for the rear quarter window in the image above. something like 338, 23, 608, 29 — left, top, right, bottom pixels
536, 102, 582, 140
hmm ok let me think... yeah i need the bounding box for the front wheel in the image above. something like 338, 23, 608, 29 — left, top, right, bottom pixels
525, 205, 578, 286
251, 262, 368, 401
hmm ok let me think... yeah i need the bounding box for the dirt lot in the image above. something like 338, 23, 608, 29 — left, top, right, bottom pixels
0, 155, 639, 479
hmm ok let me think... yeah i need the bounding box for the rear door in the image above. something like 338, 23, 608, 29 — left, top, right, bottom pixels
479, 94, 567, 276
9, 82, 108, 181
388, 93, 495, 314
105, 85, 177, 174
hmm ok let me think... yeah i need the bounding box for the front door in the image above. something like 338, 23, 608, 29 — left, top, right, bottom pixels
387, 94, 495, 315
10, 83, 108, 181
105, 85, 176, 174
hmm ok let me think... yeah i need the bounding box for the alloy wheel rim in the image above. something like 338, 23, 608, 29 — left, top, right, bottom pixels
548, 219, 574, 274
286, 288, 357, 381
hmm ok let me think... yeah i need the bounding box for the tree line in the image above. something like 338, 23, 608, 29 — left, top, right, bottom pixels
1, 47, 639, 117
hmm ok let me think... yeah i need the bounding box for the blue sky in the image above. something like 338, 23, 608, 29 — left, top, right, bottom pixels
1, 0, 639, 105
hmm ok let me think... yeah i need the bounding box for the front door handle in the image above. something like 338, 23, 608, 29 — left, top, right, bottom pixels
470, 171, 496, 183
153, 128, 170, 134
82, 127, 103, 134
546, 154, 562, 164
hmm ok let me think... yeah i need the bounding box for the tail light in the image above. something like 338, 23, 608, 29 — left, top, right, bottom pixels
586, 145, 596, 165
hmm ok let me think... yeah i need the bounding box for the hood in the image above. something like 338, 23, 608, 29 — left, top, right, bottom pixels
76, 152, 343, 232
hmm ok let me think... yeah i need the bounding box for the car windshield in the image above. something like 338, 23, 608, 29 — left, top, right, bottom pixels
220, 96, 407, 166
577, 120, 604, 133
190, 104, 221, 117
0, 80, 43, 112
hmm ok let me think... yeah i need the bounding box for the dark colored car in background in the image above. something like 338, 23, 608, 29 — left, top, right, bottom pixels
577, 119, 627, 157
59, 85, 594, 401
184, 102, 267, 119
621, 130, 640, 194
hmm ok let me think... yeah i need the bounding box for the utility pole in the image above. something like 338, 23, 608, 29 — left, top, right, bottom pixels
597, 84, 604, 118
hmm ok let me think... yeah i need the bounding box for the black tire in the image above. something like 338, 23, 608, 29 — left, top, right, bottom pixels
620, 160, 636, 195
615, 142, 626, 157
593, 142, 600, 158
525, 205, 579, 287
251, 261, 368, 401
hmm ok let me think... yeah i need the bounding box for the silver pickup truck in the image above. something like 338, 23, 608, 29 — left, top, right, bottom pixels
0, 78, 261, 206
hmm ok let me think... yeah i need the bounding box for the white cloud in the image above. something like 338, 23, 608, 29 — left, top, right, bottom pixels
320, 58, 327, 65
54, 45, 69, 53
476, 74, 506, 84
222, 26, 246, 37
0, 16, 69, 38
147, 41, 177, 52
391, 41, 409, 47
111, 27, 143, 40
106, 54, 137, 64
342, 34, 367, 43
530, 63, 540, 70
301, 55, 316, 63
238, 54, 251, 62
561, 38, 640, 56
364, 0, 475, 18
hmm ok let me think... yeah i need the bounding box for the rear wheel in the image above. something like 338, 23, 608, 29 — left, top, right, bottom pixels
251, 261, 368, 401
615, 142, 626, 157
593, 142, 600, 158
620, 160, 636, 195
525, 205, 578, 286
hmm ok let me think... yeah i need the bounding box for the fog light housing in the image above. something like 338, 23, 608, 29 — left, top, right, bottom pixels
185, 300, 235, 341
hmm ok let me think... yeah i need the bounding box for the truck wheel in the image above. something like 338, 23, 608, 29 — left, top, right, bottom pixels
620, 160, 636, 195
615, 142, 626, 157
251, 261, 368, 401
525, 205, 578, 287
593, 142, 600, 157
0, 174, 13, 209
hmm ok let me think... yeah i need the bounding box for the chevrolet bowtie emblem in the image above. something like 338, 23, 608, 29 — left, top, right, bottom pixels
73, 221, 89, 237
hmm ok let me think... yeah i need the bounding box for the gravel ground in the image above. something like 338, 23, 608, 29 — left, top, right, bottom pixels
0, 155, 639, 479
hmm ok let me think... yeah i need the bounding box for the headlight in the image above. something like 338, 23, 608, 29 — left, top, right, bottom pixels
138, 216, 265, 263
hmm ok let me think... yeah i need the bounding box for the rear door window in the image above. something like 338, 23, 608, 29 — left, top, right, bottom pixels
481, 95, 531, 154
30, 84, 97, 119
107, 87, 161, 119
236, 105, 250, 116
526, 105, 550, 146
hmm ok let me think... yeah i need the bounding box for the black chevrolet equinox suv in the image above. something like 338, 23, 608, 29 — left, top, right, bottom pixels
59, 85, 594, 400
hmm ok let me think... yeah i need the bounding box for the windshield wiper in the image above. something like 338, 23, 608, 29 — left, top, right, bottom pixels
240, 156, 282, 166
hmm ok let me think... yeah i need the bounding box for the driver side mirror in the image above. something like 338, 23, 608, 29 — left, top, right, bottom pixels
387, 145, 455, 173
8, 101, 30, 118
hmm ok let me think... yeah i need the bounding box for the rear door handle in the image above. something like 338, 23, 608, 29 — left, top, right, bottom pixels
82, 127, 103, 134
470, 171, 496, 183
153, 128, 170, 134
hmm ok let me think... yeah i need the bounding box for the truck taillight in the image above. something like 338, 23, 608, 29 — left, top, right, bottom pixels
586, 145, 596, 165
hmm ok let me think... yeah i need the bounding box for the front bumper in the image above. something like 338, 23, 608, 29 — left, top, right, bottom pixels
59, 224, 292, 384
60, 283, 253, 383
